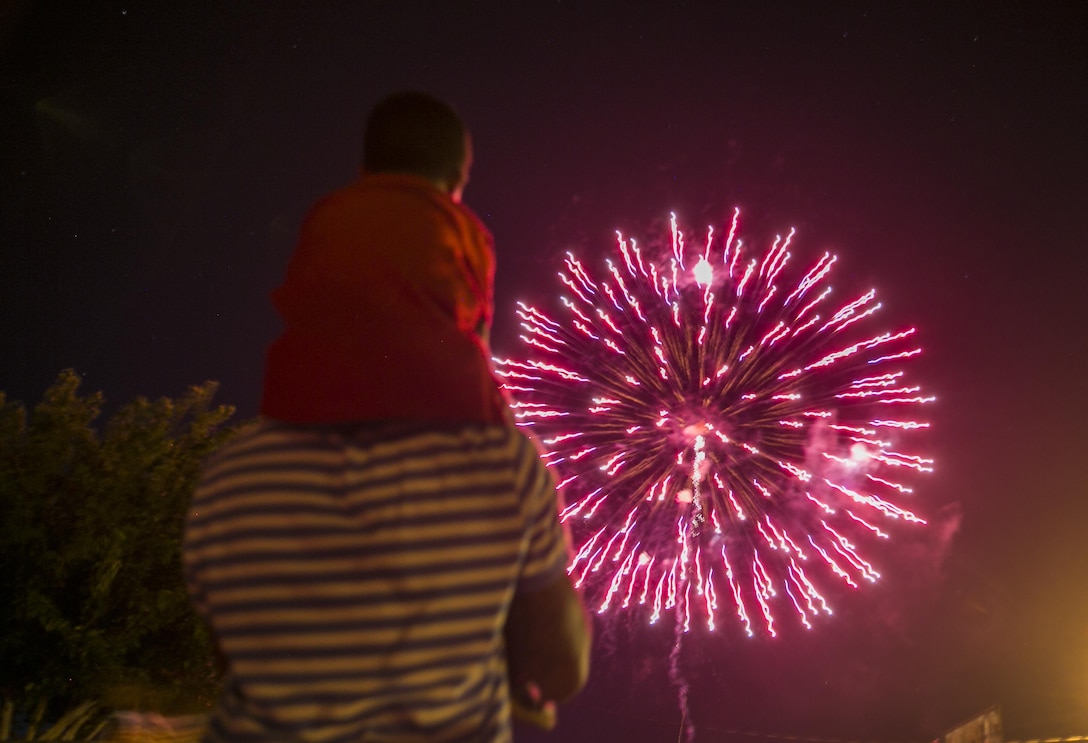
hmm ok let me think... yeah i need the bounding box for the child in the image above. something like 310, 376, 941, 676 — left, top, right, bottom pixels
260, 92, 509, 426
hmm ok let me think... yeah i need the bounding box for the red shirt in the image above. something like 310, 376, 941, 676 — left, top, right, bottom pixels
260, 173, 509, 425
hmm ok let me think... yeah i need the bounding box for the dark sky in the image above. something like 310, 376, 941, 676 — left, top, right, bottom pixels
3, 2, 1087, 741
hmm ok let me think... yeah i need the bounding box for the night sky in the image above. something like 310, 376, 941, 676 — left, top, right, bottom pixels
3, 2, 1087, 741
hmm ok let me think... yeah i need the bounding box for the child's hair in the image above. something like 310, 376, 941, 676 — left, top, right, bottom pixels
363, 91, 468, 187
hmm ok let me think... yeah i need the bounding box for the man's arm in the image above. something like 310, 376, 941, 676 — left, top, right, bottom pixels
504, 569, 591, 706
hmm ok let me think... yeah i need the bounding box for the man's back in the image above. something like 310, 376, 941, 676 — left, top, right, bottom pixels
184, 421, 569, 743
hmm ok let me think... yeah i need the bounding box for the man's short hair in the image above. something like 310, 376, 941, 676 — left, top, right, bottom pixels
363, 92, 468, 185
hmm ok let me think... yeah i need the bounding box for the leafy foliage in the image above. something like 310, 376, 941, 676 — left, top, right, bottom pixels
0, 370, 239, 715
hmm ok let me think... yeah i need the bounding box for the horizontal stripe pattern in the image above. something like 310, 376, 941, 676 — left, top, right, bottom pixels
185, 421, 566, 743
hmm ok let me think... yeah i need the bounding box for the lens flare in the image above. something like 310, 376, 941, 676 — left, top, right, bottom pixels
494, 209, 933, 636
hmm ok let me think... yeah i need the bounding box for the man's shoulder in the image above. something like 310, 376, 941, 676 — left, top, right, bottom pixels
245, 419, 530, 451
352, 421, 530, 456
202, 420, 537, 473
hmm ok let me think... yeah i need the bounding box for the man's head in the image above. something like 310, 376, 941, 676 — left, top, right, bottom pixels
363, 91, 472, 201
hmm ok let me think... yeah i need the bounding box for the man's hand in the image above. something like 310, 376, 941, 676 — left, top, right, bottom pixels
509, 681, 557, 731
503, 572, 590, 714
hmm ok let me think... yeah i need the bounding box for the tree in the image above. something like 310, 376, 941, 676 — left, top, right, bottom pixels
0, 370, 239, 722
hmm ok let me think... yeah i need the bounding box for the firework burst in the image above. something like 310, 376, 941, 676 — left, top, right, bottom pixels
494, 209, 934, 637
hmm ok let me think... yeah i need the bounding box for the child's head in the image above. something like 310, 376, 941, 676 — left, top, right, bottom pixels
363, 91, 472, 201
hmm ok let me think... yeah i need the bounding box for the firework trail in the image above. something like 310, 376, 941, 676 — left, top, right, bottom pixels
670, 619, 694, 742
494, 209, 933, 636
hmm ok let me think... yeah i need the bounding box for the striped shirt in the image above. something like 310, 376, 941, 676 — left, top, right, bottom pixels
183, 421, 567, 743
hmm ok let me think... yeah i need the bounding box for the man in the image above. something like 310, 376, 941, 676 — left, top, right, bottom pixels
184, 92, 590, 743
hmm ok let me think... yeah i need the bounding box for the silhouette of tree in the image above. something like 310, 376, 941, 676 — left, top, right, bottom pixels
0, 370, 238, 721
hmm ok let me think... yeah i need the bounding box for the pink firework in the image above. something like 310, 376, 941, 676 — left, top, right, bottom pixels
494, 209, 934, 637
